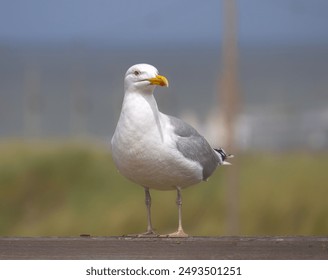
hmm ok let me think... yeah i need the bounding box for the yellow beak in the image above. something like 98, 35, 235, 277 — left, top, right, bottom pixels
148, 75, 169, 87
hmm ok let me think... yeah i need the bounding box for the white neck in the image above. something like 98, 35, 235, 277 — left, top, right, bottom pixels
119, 90, 164, 141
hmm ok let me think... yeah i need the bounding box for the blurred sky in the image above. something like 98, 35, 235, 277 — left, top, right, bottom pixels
0, 0, 328, 47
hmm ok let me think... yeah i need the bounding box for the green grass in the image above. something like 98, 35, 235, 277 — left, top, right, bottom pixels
0, 140, 327, 236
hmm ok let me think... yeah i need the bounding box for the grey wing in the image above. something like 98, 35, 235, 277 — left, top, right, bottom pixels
169, 115, 219, 180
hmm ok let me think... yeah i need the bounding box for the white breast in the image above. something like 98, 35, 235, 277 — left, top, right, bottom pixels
111, 92, 203, 190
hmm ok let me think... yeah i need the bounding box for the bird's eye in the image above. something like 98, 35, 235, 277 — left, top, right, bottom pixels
134, 70, 140, 76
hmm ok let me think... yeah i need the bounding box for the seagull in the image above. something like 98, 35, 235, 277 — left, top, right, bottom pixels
111, 64, 233, 237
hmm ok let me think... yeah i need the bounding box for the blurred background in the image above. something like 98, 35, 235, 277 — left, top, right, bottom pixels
0, 0, 327, 236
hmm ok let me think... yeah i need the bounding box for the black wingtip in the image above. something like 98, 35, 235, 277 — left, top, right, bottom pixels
214, 148, 234, 161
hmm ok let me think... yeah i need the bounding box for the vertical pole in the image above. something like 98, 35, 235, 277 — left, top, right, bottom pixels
219, 0, 241, 235
70, 63, 89, 138
24, 61, 42, 139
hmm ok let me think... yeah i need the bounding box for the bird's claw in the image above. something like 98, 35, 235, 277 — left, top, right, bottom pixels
137, 230, 158, 238
160, 229, 189, 238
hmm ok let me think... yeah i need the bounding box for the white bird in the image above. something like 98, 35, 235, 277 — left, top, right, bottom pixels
111, 64, 232, 237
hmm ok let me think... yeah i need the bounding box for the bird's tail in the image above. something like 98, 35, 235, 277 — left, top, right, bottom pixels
214, 148, 234, 165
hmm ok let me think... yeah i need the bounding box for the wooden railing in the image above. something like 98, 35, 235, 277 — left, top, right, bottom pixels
0, 236, 327, 259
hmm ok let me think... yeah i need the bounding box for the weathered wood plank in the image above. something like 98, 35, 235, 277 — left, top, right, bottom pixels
0, 236, 327, 260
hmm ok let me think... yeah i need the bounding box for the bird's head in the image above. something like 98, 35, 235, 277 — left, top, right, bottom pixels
124, 64, 169, 93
